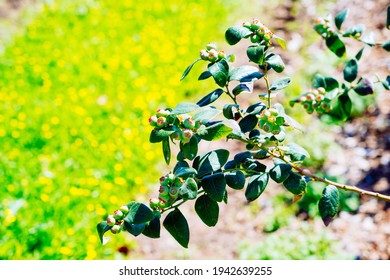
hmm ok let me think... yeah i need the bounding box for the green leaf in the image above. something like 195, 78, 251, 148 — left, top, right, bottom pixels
246, 45, 265, 64
181, 58, 201, 81
355, 47, 365, 60
312, 74, 339, 92
360, 32, 375, 46
234, 151, 253, 165
201, 172, 226, 202
208, 59, 229, 87
195, 194, 219, 227
97, 221, 111, 245
196, 149, 230, 177
163, 208, 190, 248
193, 107, 221, 123
325, 34, 346, 57
229, 65, 263, 82
335, 9, 349, 30
285, 143, 310, 162
387, 6, 390, 30
328, 90, 352, 122
269, 163, 292, 183
383, 40, 390, 52
149, 128, 175, 143
343, 59, 358, 83
353, 78, 374, 96
198, 70, 212, 80
173, 161, 189, 173
142, 216, 160, 238
266, 53, 285, 73
283, 172, 307, 195
273, 34, 286, 50
343, 24, 365, 37
124, 222, 145, 237
197, 122, 233, 141
180, 136, 198, 160
174, 166, 197, 179
382, 76, 390, 90
172, 102, 200, 114
269, 77, 291, 91
232, 84, 251, 96
225, 26, 252, 45
318, 185, 340, 226
196, 88, 224, 107
223, 104, 238, 119
245, 173, 269, 202
179, 177, 198, 200
225, 170, 246, 190
162, 138, 171, 164
246, 102, 266, 115
239, 114, 258, 133
124, 202, 155, 224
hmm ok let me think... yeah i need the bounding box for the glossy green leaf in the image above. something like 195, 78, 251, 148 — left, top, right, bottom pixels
225, 170, 246, 190
181, 58, 201, 81
162, 138, 171, 164
239, 114, 258, 133
124, 202, 155, 224
193, 107, 221, 123
269, 163, 292, 183
225, 26, 252, 45
149, 128, 175, 143
353, 78, 374, 96
174, 166, 197, 179
179, 177, 198, 200
266, 53, 285, 73
283, 172, 307, 195
343, 59, 358, 83
229, 65, 263, 82
180, 136, 198, 160
232, 84, 251, 96
270, 77, 291, 91
234, 151, 253, 165
312, 74, 339, 92
198, 70, 212, 80
223, 104, 238, 119
245, 173, 269, 202
273, 34, 286, 50
246, 45, 265, 64
326, 34, 346, 57
335, 9, 349, 30
97, 221, 111, 245
142, 216, 160, 238
285, 143, 310, 162
318, 185, 340, 226
172, 102, 200, 114
197, 122, 233, 141
246, 102, 266, 115
196, 149, 230, 177
355, 47, 365, 60
196, 88, 224, 107
124, 222, 145, 237
163, 208, 189, 248
195, 194, 219, 227
208, 59, 229, 87
382, 76, 390, 90
201, 172, 226, 202
383, 40, 390, 52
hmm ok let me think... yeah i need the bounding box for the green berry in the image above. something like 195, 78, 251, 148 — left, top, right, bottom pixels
317, 87, 325, 94
208, 49, 218, 61
250, 34, 260, 43
169, 187, 179, 199
206, 43, 217, 51
148, 115, 158, 126
119, 205, 129, 215
275, 116, 285, 126
113, 210, 124, 220
149, 198, 159, 209
156, 109, 170, 117
182, 129, 193, 140
111, 224, 121, 234
269, 108, 278, 116
159, 185, 170, 196
106, 215, 116, 227
262, 123, 271, 132
183, 117, 195, 129
167, 173, 175, 182
156, 117, 167, 128
200, 49, 209, 60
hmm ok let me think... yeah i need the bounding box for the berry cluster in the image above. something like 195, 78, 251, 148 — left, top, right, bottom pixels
199, 43, 226, 62
296, 87, 333, 114
105, 205, 129, 234
242, 18, 274, 45
149, 173, 186, 210
149, 109, 202, 144
258, 107, 285, 135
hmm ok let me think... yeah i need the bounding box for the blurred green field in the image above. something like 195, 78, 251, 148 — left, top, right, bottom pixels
0, 0, 240, 259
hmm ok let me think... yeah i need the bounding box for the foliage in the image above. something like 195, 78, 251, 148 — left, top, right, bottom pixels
98, 8, 390, 248
0, 0, 236, 259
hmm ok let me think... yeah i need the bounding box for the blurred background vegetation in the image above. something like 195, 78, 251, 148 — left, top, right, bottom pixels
0, 0, 387, 260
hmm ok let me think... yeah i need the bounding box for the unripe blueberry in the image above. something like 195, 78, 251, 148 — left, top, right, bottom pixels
298, 96, 306, 103
251, 18, 261, 29
218, 50, 226, 59
159, 185, 170, 196
111, 224, 121, 234
271, 125, 281, 135
149, 198, 160, 209
243, 21, 251, 28
156, 109, 170, 117
206, 43, 217, 51
169, 187, 179, 199
171, 131, 181, 141
321, 102, 331, 112
275, 116, 285, 126
182, 129, 193, 140
267, 115, 276, 123
316, 95, 324, 102
148, 115, 158, 126
269, 108, 278, 116
174, 177, 184, 187
119, 205, 129, 215
157, 117, 167, 128
317, 87, 325, 94
106, 215, 116, 227
200, 49, 209, 60
208, 49, 218, 62
306, 94, 315, 101
195, 120, 202, 129
264, 33, 272, 41
183, 117, 195, 129
262, 123, 271, 132
113, 210, 124, 220
250, 34, 260, 43
167, 173, 175, 183
158, 199, 168, 209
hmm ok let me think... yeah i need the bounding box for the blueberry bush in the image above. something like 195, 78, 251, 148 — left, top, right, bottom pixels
98, 7, 390, 248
